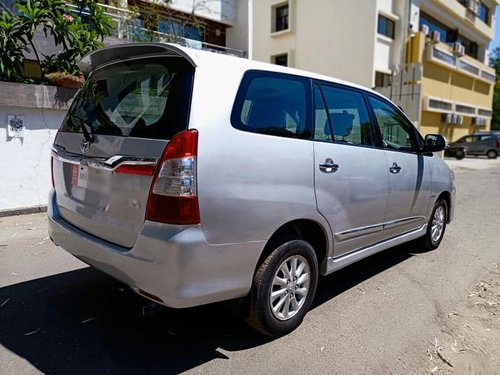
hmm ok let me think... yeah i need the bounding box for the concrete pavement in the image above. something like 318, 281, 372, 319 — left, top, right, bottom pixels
1, 158, 499, 374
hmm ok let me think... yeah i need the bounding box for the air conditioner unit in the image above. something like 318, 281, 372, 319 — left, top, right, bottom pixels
419, 24, 430, 36
453, 42, 465, 57
442, 113, 452, 124
472, 117, 487, 126
467, 0, 479, 15
430, 30, 440, 44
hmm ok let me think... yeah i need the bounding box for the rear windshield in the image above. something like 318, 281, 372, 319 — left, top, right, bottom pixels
61, 57, 194, 139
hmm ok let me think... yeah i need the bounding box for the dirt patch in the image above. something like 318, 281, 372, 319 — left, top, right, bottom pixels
424, 263, 500, 374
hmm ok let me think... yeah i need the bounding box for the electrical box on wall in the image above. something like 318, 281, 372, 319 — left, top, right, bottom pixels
7, 115, 25, 138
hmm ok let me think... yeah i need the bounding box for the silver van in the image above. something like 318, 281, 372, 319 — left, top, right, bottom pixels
48, 43, 455, 336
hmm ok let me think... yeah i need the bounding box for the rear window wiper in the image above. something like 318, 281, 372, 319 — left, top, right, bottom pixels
70, 115, 94, 143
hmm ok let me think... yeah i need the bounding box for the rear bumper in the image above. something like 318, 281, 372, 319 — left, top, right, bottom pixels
444, 146, 464, 157
47, 189, 264, 308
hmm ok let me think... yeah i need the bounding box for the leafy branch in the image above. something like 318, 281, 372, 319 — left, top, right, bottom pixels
0, 0, 112, 83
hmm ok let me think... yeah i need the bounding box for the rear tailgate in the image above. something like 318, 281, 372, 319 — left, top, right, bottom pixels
52, 45, 195, 248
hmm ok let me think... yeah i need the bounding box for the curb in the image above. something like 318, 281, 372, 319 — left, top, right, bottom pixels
0, 206, 48, 218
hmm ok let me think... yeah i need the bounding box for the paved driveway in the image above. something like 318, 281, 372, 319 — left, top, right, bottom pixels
1, 158, 499, 374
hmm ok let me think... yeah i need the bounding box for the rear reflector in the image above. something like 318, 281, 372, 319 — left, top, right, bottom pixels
146, 195, 200, 225
138, 289, 164, 303
114, 164, 156, 176
146, 130, 200, 225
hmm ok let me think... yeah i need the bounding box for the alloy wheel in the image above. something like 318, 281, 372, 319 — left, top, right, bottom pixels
270, 255, 311, 321
431, 205, 445, 244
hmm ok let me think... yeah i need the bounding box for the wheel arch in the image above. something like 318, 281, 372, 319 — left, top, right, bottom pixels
255, 219, 329, 276
437, 191, 452, 223
486, 149, 498, 157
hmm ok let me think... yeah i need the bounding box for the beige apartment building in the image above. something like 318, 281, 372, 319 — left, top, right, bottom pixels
249, 0, 408, 89
246, 0, 499, 139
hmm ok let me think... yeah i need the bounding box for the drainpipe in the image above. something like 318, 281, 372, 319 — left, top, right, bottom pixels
248, 0, 253, 60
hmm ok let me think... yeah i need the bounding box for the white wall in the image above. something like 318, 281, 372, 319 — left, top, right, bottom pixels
0, 106, 64, 212
377, 0, 394, 15
169, 0, 236, 25
226, 0, 249, 52
294, 0, 378, 88
374, 36, 394, 74
250, 0, 379, 88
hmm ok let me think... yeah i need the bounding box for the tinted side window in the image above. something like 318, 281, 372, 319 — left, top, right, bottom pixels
232, 71, 310, 139
368, 96, 418, 152
461, 136, 476, 143
479, 135, 492, 142
314, 84, 374, 146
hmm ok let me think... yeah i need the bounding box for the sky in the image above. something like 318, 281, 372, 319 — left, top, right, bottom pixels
492, 7, 500, 51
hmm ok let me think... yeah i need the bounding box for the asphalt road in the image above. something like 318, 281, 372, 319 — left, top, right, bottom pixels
1, 157, 499, 374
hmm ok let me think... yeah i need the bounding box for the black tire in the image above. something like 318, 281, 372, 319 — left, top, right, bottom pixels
487, 150, 497, 159
455, 149, 465, 160
417, 199, 447, 251
246, 238, 318, 337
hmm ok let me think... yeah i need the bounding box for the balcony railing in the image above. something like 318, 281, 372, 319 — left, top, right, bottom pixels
426, 44, 495, 84
458, 59, 480, 76
424, 96, 493, 119
65, 3, 247, 58
431, 47, 456, 67
481, 70, 496, 83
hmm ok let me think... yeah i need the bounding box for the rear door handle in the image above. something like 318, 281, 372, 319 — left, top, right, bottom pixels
389, 162, 401, 174
319, 158, 339, 173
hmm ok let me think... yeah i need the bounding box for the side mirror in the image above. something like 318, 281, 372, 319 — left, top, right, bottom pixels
423, 134, 447, 153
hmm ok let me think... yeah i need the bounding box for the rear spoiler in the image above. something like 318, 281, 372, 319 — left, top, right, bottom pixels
78, 43, 197, 79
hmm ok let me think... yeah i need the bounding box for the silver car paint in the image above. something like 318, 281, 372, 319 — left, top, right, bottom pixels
53, 132, 167, 248
48, 191, 265, 307
313, 142, 390, 256
48, 43, 455, 308
382, 150, 433, 238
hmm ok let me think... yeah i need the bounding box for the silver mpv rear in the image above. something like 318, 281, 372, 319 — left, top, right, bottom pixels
48, 43, 455, 336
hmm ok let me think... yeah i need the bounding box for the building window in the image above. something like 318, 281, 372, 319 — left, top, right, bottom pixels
273, 3, 289, 32
455, 104, 475, 115
374, 72, 392, 87
457, 35, 479, 59
420, 11, 479, 60
377, 15, 395, 39
478, 2, 489, 24
158, 21, 204, 42
272, 54, 288, 67
419, 12, 453, 43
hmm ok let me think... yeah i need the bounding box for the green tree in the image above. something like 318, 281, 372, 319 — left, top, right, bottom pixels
0, 0, 112, 82
0, 12, 28, 82
489, 47, 500, 130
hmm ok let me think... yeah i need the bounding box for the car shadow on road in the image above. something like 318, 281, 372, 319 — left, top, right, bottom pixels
0, 242, 419, 374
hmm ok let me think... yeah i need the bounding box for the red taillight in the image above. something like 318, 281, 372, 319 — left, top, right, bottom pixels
145, 130, 200, 224
497, 138, 500, 148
